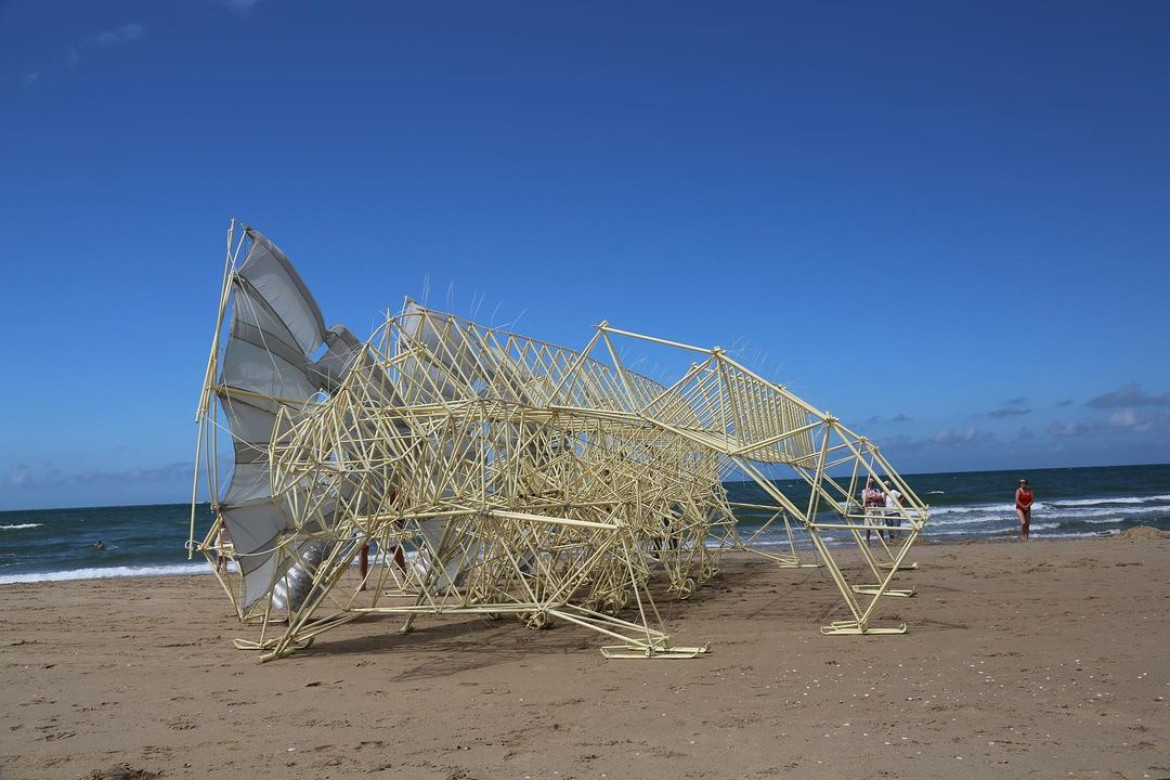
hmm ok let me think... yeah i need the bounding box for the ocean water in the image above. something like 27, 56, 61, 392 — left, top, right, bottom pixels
728, 463, 1170, 550
2, 464, 1167, 585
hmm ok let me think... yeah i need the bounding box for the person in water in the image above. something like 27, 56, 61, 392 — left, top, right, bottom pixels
92, 540, 106, 550
1015, 478, 1034, 540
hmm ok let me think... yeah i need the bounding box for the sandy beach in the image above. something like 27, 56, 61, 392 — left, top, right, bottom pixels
2, 535, 1168, 780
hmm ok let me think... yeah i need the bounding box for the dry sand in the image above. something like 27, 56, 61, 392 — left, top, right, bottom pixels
2, 536, 1169, 779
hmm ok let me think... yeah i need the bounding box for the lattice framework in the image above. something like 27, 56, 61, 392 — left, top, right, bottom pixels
190, 223, 929, 661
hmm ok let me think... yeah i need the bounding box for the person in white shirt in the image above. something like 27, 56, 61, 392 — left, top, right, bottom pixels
883, 481, 903, 540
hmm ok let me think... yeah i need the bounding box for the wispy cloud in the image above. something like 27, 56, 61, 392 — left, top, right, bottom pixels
1105, 408, 1170, 434
3, 461, 193, 490
988, 408, 1030, 418
871, 426, 996, 455
987, 397, 1031, 418
867, 433, 923, 454
1087, 383, 1170, 408
1046, 405, 1170, 438
932, 427, 995, 448
220, 0, 264, 13
74, 462, 192, 485
1047, 421, 1090, 437
89, 23, 147, 50
4, 464, 63, 489
20, 23, 147, 85
864, 413, 911, 425
4, 465, 32, 488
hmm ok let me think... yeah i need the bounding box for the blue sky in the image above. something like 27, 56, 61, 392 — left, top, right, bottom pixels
2, 1, 1168, 510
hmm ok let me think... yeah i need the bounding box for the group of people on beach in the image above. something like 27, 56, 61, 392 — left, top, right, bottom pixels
860, 478, 904, 545
858, 476, 1034, 543
860, 476, 1034, 543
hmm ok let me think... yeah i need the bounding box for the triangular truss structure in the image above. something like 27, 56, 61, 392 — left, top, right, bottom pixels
190, 222, 930, 661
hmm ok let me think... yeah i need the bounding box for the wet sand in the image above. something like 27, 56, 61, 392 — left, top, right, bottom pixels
2, 535, 1168, 779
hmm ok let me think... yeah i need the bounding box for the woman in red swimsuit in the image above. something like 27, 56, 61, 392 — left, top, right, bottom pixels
1015, 478, 1034, 540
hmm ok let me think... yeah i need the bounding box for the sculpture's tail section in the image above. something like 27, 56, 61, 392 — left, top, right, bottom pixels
195, 225, 363, 616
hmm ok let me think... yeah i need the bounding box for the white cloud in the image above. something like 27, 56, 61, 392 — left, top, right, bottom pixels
90, 23, 147, 49
1108, 409, 1144, 431
1105, 408, 1170, 434
3, 461, 193, 490
864, 413, 911, 425
221, 0, 264, 12
987, 397, 1031, 418
22, 24, 146, 86
1045, 407, 1170, 439
5, 465, 31, 488
1047, 421, 1090, 437
931, 427, 994, 448
73, 462, 192, 485
1087, 383, 1170, 408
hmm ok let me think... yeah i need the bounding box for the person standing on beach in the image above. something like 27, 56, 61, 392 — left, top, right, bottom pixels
862, 478, 885, 545
1016, 478, 1034, 540
215, 524, 232, 573
883, 481, 903, 540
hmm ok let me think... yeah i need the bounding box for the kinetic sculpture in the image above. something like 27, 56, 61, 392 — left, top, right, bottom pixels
190, 222, 929, 661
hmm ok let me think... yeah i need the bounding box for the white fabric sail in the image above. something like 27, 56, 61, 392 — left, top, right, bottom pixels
215, 227, 362, 611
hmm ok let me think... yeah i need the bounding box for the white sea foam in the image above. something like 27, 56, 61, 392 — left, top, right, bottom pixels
929, 504, 1007, 517
1032, 528, 1120, 539
1074, 516, 1149, 525
0, 563, 209, 586
930, 514, 1010, 527
1042, 494, 1170, 508
926, 527, 1112, 540
1042, 504, 1170, 520
0, 523, 43, 531
924, 499, 1169, 524
926, 527, 1014, 537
